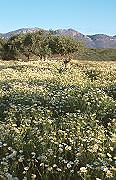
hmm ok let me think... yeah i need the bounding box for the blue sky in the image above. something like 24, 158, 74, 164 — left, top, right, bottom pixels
0, 0, 115, 35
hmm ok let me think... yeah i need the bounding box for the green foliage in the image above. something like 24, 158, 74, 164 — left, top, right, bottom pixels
103, 84, 116, 100
1, 43, 18, 60
49, 35, 83, 57
21, 33, 33, 59
32, 31, 51, 60
0, 31, 84, 61
0, 37, 5, 58
75, 48, 116, 61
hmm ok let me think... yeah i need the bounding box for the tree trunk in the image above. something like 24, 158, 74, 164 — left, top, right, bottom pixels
27, 54, 29, 60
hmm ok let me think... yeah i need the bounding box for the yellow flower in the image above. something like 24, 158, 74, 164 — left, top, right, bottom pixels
65, 145, 71, 151
59, 148, 63, 153
48, 167, 53, 171
31, 174, 36, 179
67, 163, 72, 169
106, 170, 113, 177
80, 167, 87, 173
107, 153, 112, 158
24, 167, 29, 171
53, 164, 57, 168
92, 144, 98, 152
57, 168, 62, 171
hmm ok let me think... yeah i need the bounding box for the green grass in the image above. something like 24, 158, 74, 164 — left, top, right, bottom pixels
0, 59, 116, 180
76, 48, 116, 61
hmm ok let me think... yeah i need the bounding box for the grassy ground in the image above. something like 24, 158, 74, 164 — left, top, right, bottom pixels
0, 59, 116, 180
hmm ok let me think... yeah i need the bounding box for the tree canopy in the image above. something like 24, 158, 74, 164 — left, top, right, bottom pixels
0, 31, 84, 60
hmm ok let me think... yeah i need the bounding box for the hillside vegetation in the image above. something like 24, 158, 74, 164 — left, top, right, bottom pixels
76, 48, 116, 61
0, 59, 116, 179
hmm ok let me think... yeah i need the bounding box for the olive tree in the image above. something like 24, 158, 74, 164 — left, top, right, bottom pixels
32, 31, 51, 60
49, 35, 84, 67
1, 36, 18, 60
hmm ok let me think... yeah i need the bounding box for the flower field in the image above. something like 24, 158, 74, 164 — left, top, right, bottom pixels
0, 59, 116, 180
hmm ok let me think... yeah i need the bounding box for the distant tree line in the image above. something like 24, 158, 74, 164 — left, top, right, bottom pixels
0, 30, 83, 61
1, 31, 116, 61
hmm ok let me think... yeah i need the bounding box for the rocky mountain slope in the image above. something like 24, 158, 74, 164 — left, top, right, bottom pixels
0, 28, 41, 38
55, 29, 116, 48
1, 28, 116, 48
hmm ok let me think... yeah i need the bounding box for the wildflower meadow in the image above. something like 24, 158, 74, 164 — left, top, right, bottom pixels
0, 59, 116, 180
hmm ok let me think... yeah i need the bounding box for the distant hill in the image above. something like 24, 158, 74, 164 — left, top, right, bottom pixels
1, 28, 41, 38
1, 28, 116, 48
55, 29, 96, 48
88, 34, 116, 48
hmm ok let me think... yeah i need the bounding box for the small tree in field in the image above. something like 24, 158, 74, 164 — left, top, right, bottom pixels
1, 36, 18, 60
1, 34, 25, 60
32, 31, 51, 60
49, 35, 84, 67
6, 33, 33, 60
21, 33, 33, 60
0, 37, 6, 48
0, 37, 6, 58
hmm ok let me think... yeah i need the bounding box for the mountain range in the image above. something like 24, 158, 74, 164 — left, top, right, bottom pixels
0, 28, 116, 48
